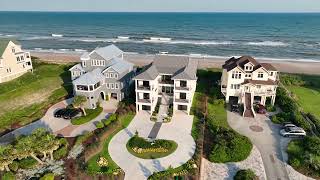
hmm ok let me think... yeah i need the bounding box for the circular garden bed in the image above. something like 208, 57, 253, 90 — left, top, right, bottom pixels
126, 135, 178, 159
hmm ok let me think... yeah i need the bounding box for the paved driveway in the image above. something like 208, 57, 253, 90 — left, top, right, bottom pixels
0, 99, 118, 144
109, 111, 196, 180
227, 111, 290, 180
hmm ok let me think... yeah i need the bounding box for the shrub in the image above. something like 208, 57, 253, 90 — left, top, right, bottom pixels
40, 173, 55, 180
103, 119, 111, 126
18, 157, 38, 169
95, 121, 104, 129
234, 169, 257, 180
289, 158, 301, 168
8, 161, 19, 172
108, 114, 118, 122
71, 107, 103, 125
266, 104, 276, 112
209, 127, 252, 163
2, 172, 15, 180
53, 146, 68, 160
75, 131, 94, 145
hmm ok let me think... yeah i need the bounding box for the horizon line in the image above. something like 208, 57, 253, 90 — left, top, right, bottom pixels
0, 10, 320, 13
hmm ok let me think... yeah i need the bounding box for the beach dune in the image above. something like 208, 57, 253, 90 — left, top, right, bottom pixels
31, 52, 320, 75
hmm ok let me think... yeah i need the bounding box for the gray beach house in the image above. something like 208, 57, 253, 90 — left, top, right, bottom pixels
69, 45, 135, 109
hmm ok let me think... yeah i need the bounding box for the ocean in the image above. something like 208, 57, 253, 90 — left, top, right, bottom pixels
0, 12, 320, 61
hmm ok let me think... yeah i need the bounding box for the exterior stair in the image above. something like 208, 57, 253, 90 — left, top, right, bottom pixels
243, 93, 255, 118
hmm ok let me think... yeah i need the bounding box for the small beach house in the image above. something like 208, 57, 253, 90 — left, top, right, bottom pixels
69, 44, 135, 109
221, 56, 278, 117
0, 39, 33, 83
134, 55, 198, 115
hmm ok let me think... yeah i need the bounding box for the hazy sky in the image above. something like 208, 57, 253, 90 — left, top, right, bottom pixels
1, 0, 320, 12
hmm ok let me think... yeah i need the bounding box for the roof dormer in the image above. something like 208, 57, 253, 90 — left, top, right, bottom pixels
244, 62, 254, 72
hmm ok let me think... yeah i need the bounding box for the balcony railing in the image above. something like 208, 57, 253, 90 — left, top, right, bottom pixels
159, 80, 174, 85
137, 86, 151, 91
175, 98, 189, 103
175, 86, 190, 91
137, 99, 151, 103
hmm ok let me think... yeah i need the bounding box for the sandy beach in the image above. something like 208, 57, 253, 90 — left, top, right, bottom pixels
31, 52, 320, 75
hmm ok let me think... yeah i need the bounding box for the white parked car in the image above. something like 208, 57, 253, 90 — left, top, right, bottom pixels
280, 127, 306, 137
283, 123, 296, 129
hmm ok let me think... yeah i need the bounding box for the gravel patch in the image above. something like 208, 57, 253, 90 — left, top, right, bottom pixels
201, 145, 266, 180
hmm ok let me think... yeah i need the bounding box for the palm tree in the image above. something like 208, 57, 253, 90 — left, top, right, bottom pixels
72, 95, 87, 116
0, 145, 15, 171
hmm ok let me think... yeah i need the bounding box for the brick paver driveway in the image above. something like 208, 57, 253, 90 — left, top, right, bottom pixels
109, 111, 196, 180
227, 110, 290, 180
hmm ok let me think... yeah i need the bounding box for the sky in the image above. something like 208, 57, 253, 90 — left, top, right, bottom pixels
0, 0, 320, 12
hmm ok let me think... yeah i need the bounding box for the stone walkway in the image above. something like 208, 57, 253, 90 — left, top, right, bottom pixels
109, 111, 196, 180
0, 99, 118, 144
201, 145, 266, 180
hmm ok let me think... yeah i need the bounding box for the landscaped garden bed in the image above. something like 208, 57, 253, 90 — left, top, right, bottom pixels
71, 107, 103, 125
126, 135, 178, 159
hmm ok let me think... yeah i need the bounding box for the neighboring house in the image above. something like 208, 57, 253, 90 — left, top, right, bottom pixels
221, 56, 278, 117
134, 55, 198, 115
0, 39, 33, 83
69, 44, 135, 109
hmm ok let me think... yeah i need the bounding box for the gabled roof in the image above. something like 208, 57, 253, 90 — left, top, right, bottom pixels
102, 57, 133, 74
69, 64, 85, 72
222, 56, 277, 73
73, 68, 104, 85
134, 55, 198, 80
0, 39, 20, 57
91, 44, 123, 61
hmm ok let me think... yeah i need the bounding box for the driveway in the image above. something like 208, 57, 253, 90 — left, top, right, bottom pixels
227, 111, 290, 180
0, 99, 118, 144
109, 111, 196, 180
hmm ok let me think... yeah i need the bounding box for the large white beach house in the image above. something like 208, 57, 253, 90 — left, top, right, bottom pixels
0, 39, 33, 83
134, 55, 198, 115
221, 56, 278, 117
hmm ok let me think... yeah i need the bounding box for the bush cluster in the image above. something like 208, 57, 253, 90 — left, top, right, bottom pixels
275, 87, 311, 131
128, 135, 173, 150
287, 136, 320, 177
234, 169, 258, 180
209, 126, 252, 163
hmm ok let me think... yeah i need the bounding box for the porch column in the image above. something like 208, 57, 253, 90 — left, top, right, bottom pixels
225, 95, 230, 103
271, 95, 276, 106
261, 96, 266, 106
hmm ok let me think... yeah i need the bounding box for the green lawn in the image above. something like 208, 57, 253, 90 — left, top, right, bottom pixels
71, 107, 103, 125
287, 86, 320, 119
126, 138, 178, 159
86, 113, 135, 174
0, 61, 72, 133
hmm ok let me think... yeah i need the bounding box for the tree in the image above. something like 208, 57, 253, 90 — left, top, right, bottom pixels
15, 135, 44, 164
73, 95, 87, 116
0, 145, 16, 171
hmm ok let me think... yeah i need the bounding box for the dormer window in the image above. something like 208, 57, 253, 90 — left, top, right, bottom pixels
82, 61, 86, 67
258, 72, 264, 78
245, 65, 253, 71
12, 48, 15, 53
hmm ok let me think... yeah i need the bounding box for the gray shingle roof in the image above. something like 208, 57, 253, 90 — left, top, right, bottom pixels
91, 44, 123, 61
73, 68, 104, 85
69, 64, 85, 72
103, 57, 134, 74
134, 55, 198, 80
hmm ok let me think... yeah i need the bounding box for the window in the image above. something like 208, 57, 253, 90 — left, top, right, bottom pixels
20, 56, 24, 61
258, 72, 264, 78
231, 84, 240, 89
94, 82, 100, 89
82, 61, 86, 67
106, 73, 109, 78
115, 83, 119, 89
245, 74, 251, 78
77, 85, 88, 91
115, 73, 118, 79
110, 73, 114, 78
111, 83, 114, 89
16, 57, 20, 62
257, 85, 261, 89
106, 83, 110, 89
89, 85, 93, 91
270, 72, 274, 76
232, 71, 242, 79
11, 48, 15, 53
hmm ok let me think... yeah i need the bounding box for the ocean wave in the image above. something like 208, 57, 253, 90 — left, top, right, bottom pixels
245, 41, 289, 47
51, 34, 63, 37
